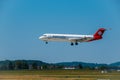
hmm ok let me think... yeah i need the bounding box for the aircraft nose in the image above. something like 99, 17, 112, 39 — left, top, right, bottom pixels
39, 36, 44, 39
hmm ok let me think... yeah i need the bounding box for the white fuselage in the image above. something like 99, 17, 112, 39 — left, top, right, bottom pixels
39, 33, 94, 42
39, 28, 106, 45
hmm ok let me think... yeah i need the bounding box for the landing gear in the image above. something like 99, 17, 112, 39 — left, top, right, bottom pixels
71, 42, 74, 46
75, 42, 78, 45
45, 41, 48, 44
71, 42, 78, 46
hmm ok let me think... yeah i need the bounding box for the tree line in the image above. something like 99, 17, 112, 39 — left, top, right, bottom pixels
0, 60, 119, 70
0, 60, 63, 70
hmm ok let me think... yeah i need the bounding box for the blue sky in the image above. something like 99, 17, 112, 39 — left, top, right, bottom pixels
0, 0, 120, 64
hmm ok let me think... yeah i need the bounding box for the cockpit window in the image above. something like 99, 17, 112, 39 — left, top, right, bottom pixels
43, 34, 47, 36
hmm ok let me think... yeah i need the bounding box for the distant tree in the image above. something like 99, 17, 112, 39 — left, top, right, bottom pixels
32, 62, 37, 69
42, 64, 48, 69
14, 60, 29, 70
99, 66, 108, 70
0, 65, 7, 70
84, 66, 92, 70
8, 61, 14, 70
21, 61, 29, 69
57, 65, 64, 69
15, 60, 22, 70
78, 64, 83, 69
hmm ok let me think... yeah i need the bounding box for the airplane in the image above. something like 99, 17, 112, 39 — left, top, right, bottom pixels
39, 28, 106, 46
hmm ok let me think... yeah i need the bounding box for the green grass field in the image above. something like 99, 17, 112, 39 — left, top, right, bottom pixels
0, 70, 120, 80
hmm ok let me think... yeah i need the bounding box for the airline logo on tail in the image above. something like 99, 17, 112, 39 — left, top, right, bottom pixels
93, 28, 106, 40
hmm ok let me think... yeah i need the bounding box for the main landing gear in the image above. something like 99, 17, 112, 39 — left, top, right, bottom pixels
45, 41, 48, 44
71, 42, 74, 46
71, 42, 78, 46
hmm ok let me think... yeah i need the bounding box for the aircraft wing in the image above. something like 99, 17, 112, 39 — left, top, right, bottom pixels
69, 37, 92, 42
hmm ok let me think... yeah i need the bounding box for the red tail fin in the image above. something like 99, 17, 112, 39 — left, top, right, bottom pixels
93, 28, 106, 40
